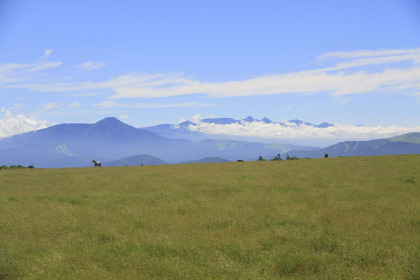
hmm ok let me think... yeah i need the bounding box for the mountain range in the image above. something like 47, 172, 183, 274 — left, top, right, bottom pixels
0, 117, 316, 167
0, 117, 419, 168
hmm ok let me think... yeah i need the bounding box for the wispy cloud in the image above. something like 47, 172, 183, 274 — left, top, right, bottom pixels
42, 102, 60, 110
28, 49, 62, 71
28, 61, 63, 72
109, 48, 420, 98
118, 114, 129, 120
69, 101, 80, 109
1, 48, 420, 100
0, 108, 48, 138
101, 47, 420, 98
75, 61, 105, 71
316, 48, 420, 60
42, 49, 54, 58
0, 49, 62, 84
94, 100, 214, 109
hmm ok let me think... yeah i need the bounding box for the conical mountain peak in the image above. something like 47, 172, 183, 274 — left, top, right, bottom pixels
95, 117, 125, 126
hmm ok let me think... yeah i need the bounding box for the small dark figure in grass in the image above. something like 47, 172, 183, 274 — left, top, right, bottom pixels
324, 153, 328, 158
92, 159, 101, 167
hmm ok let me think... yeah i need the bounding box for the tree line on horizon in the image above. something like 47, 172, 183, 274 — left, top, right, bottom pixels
258, 153, 299, 161
0, 164, 34, 169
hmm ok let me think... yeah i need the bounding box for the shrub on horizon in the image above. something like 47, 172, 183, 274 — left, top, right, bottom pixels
286, 154, 298, 160
258, 155, 266, 161
271, 154, 282, 161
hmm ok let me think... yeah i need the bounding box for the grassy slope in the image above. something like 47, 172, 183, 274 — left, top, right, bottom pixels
0, 155, 419, 279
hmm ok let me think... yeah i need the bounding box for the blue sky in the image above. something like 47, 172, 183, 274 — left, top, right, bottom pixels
1, 0, 420, 144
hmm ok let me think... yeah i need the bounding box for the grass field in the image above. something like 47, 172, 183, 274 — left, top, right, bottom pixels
1, 155, 419, 279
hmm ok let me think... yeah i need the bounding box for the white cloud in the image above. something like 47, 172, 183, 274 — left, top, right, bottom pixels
93, 100, 214, 109
30, 64, 417, 99
42, 102, 60, 110
118, 114, 129, 120
104, 48, 420, 98
1, 48, 420, 101
0, 108, 48, 138
192, 113, 203, 122
316, 48, 420, 60
185, 119, 420, 145
0, 50, 62, 85
75, 61, 105, 71
69, 101, 80, 109
178, 116, 187, 124
43, 49, 54, 57
28, 61, 62, 72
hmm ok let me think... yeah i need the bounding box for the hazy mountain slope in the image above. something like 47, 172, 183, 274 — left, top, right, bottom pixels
186, 139, 317, 161
180, 157, 231, 164
388, 132, 420, 144
105, 155, 168, 167
0, 117, 190, 167
288, 132, 420, 158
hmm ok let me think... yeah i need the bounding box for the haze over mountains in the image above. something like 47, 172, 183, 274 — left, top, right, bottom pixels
0, 117, 419, 168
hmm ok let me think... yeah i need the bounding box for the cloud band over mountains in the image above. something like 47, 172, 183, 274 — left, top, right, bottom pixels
185, 117, 420, 144
0, 109, 419, 145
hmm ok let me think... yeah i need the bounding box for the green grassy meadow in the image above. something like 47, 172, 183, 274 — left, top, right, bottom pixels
1, 155, 419, 279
